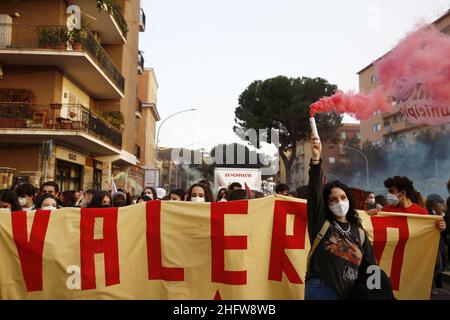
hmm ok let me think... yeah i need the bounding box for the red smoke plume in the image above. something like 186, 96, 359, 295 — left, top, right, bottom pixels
310, 24, 450, 122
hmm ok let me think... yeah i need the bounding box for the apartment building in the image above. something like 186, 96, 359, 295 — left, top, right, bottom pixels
0, 0, 155, 195
358, 9, 450, 147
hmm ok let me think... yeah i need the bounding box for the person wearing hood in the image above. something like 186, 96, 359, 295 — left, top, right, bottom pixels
305, 137, 384, 300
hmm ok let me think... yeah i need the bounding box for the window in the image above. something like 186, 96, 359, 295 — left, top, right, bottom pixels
372, 140, 382, 147
356, 132, 361, 139
384, 120, 390, 127
372, 109, 381, 116
371, 75, 377, 83
329, 157, 336, 164
55, 160, 82, 192
341, 131, 347, 140
372, 123, 381, 132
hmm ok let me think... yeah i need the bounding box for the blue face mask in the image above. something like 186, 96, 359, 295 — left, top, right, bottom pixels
386, 193, 400, 206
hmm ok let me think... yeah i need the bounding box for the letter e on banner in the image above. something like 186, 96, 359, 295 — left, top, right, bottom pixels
211, 201, 248, 285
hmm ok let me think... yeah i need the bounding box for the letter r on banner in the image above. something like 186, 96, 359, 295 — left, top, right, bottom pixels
80, 208, 120, 290
268, 201, 307, 283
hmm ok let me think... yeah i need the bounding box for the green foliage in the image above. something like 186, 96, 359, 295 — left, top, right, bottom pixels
96, 0, 128, 37
0, 88, 36, 120
36, 26, 69, 48
100, 111, 124, 130
234, 76, 342, 185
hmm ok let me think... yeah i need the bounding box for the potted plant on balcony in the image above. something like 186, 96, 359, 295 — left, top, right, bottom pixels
54, 26, 69, 50
36, 27, 57, 49
69, 28, 86, 51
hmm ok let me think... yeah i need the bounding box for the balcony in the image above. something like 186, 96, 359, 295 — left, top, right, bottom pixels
0, 23, 124, 99
0, 103, 122, 156
138, 50, 144, 75
140, 8, 146, 32
67, 0, 128, 44
136, 98, 143, 119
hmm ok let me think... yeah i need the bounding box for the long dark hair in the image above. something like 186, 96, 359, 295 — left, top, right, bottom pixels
141, 187, 157, 200
186, 183, 214, 202
88, 191, 112, 208
0, 189, 22, 211
61, 190, 76, 207
323, 181, 362, 227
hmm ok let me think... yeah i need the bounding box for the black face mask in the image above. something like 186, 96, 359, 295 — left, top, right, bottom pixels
114, 201, 126, 207
98, 204, 111, 208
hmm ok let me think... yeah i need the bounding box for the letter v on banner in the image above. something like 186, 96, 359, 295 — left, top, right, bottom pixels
11, 210, 51, 292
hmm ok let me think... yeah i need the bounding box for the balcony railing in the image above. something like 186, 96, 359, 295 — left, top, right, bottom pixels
97, 0, 128, 37
0, 103, 122, 148
139, 8, 146, 32
138, 50, 144, 73
0, 23, 125, 93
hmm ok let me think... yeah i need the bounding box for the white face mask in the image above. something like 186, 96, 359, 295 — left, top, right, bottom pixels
42, 205, 57, 211
219, 198, 227, 202
367, 198, 376, 206
386, 193, 400, 206
329, 200, 349, 217
18, 197, 28, 207
191, 196, 205, 203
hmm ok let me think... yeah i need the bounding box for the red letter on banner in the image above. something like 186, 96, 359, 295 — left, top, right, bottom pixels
211, 201, 248, 285
268, 201, 307, 283
80, 207, 120, 290
146, 200, 184, 281
11, 210, 51, 292
371, 216, 409, 290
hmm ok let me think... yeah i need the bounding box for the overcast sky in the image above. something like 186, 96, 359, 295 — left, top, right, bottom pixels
139, 0, 450, 151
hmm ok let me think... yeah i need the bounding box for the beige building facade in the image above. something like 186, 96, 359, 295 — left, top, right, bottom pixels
0, 0, 155, 195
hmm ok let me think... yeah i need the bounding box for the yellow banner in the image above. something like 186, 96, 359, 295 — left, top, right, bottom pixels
0, 195, 440, 300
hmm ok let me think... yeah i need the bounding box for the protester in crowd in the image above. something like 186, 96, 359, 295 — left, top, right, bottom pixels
296, 186, 308, 199
40, 181, 63, 207
275, 183, 290, 196
364, 191, 376, 210
216, 187, 228, 202
112, 191, 127, 208
0, 189, 21, 211
380, 176, 446, 231
426, 195, 447, 294
141, 187, 157, 201
16, 183, 36, 211
198, 179, 212, 191
375, 195, 387, 209
305, 137, 387, 300
168, 189, 186, 201
75, 189, 94, 208
60, 191, 77, 208
254, 191, 265, 199
88, 191, 112, 208
137, 195, 153, 203
186, 183, 214, 202
34, 193, 59, 211
228, 182, 242, 191
228, 189, 248, 201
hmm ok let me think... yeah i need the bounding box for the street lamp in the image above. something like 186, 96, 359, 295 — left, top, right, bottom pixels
154, 108, 197, 186
344, 145, 370, 190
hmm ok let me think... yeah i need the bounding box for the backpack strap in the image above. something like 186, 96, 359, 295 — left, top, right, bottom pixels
358, 227, 366, 246
307, 220, 331, 268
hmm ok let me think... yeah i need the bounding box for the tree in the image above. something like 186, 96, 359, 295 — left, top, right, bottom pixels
234, 76, 342, 187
